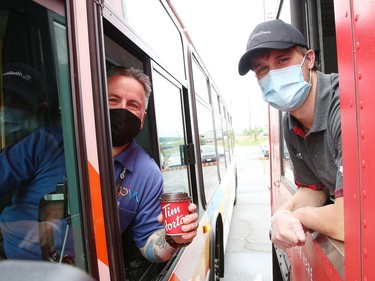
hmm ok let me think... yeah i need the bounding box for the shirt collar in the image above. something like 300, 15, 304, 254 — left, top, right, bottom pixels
287, 71, 333, 134
114, 139, 138, 173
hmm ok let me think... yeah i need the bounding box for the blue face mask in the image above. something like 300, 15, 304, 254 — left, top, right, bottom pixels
258, 56, 311, 111
0, 106, 30, 134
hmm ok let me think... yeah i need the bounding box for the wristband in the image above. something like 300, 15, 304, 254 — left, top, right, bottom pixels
271, 209, 292, 221
165, 235, 191, 249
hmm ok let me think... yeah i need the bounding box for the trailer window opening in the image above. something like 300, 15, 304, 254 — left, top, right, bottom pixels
281, 112, 294, 185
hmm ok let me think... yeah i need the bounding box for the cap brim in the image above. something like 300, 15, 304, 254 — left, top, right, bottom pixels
3, 83, 38, 104
238, 41, 296, 76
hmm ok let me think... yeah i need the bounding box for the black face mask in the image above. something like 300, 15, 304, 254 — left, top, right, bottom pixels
110, 108, 141, 147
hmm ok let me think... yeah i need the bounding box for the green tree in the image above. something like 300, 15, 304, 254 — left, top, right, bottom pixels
249, 127, 262, 141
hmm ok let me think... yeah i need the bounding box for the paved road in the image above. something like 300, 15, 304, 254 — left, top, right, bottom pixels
222, 145, 272, 281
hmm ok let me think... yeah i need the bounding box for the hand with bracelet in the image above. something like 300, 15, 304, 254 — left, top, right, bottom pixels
158, 203, 199, 248
270, 209, 306, 250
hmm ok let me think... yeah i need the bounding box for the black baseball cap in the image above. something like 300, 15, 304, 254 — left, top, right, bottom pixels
238, 19, 308, 75
2, 63, 47, 105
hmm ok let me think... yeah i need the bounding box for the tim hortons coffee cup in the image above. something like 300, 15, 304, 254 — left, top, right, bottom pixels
160, 192, 191, 240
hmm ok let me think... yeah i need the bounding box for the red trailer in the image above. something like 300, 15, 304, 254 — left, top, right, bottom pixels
266, 0, 375, 280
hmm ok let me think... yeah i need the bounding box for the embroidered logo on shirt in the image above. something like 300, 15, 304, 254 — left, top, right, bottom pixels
117, 185, 139, 202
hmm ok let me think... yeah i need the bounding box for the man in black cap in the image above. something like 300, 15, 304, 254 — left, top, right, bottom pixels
238, 19, 343, 250
1, 63, 48, 144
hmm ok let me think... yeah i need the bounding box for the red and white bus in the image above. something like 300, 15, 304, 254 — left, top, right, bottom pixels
266, 0, 375, 280
0, 0, 237, 280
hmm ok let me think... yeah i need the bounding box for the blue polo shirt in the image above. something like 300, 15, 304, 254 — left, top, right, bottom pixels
0, 127, 70, 259
114, 139, 164, 248
1, 129, 163, 259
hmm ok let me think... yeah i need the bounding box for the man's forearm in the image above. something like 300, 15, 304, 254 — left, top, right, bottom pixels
281, 187, 328, 212
140, 228, 178, 263
293, 197, 344, 241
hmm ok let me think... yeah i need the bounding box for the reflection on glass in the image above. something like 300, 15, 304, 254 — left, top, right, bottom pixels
223, 110, 232, 164
152, 71, 189, 194
196, 101, 219, 198
216, 117, 226, 178
212, 89, 226, 178
123, 0, 184, 79
0, 2, 85, 269
192, 58, 210, 104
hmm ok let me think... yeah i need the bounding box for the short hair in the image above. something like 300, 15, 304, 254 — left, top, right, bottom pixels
250, 45, 319, 71
107, 66, 152, 109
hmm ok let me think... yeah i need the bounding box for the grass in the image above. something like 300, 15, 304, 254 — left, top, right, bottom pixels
235, 135, 269, 146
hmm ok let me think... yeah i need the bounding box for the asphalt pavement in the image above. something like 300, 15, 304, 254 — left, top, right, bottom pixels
222, 145, 272, 281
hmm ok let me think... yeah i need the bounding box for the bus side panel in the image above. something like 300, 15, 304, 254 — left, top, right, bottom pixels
333, 0, 361, 280
221, 163, 237, 250
269, 106, 281, 213
350, 1, 375, 280
167, 214, 210, 281
167, 166, 236, 281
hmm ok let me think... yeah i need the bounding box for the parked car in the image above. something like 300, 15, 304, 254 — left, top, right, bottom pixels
167, 152, 182, 167
260, 141, 270, 157
201, 145, 217, 163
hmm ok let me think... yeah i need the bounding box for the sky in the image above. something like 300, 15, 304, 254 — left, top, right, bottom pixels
170, 0, 269, 134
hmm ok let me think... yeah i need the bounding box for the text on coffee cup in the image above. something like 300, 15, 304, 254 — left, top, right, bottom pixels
162, 203, 187, 231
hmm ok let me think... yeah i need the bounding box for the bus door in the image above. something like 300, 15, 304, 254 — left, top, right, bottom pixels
0, 0, 107, 279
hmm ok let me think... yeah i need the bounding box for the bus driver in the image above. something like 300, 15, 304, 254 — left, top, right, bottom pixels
238, 19, 344, 250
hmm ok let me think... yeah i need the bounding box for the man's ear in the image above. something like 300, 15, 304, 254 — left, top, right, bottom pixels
140, 111, 147, 130
306, 49, 316, 69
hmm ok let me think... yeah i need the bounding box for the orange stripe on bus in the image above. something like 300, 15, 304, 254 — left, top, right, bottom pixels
88, 162, 109, 266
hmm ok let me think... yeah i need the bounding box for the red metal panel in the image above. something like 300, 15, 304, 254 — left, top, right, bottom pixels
289, 235, 343, 281
351, 1, 375, 280
335, 0, 375, 279
334, 0, 362, 280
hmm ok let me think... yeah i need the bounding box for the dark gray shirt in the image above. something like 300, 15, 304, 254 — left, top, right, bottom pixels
283, 71, 343, 198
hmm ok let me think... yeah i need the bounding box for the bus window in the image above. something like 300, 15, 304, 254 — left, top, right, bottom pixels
211, 88, 220, 115
223, 108, 233, 163
0, 1, 87, 270
104, 36, 143, 70
212, 88, 227, 176
119, 0, 185, 80
192, 57, 210, 105
191, 57, 219, 196
196, 101, 219, 197
152, 69, 189, 194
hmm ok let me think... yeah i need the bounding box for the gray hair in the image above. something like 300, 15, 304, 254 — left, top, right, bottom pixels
107, 66, 152, 109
